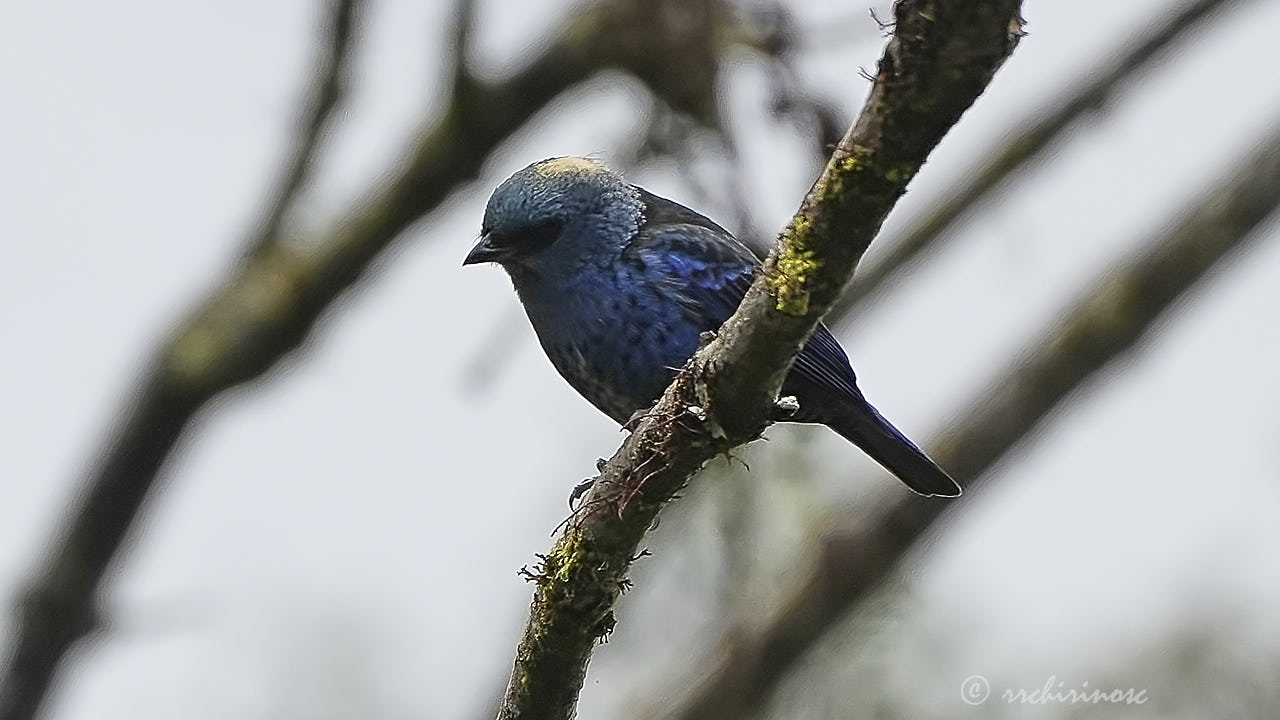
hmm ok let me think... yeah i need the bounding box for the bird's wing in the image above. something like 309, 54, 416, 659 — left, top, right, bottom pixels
625, 188, 863, 403
624, 187, 760, 322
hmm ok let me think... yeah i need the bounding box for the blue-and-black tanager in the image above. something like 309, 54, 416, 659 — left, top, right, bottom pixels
463, 157, 960, 497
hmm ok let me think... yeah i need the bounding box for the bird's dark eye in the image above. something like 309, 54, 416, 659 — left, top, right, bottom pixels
520, 219, 564, 253
489, 218, 563, 255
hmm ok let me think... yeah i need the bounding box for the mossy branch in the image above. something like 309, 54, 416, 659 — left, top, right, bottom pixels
497, 2, 1026, 718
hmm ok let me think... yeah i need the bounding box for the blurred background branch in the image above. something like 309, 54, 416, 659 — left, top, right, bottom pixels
653, 113, 1280, 720
245, 0, 361, 259
0, 1, 368, 716
830, 0, 1253, 324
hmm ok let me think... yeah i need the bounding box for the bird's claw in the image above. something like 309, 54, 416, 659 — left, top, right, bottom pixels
569, 477, 596, 509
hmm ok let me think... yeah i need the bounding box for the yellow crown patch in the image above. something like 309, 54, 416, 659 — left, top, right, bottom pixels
533, 156, 607, 178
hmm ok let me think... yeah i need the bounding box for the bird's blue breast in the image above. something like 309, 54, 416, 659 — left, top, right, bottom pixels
515, 260, 705, 423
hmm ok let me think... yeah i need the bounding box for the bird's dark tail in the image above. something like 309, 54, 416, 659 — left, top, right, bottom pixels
827, 397, 961, 497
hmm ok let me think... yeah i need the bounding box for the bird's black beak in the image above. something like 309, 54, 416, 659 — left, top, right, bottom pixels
462, 233, 508, 266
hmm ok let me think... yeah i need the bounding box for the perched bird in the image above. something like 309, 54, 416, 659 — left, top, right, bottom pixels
464, 157, 960, 497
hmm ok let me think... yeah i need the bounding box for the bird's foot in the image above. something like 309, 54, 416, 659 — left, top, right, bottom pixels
569, 477, 596, 509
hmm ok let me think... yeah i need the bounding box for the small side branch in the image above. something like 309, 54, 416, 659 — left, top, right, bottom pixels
248, 0, 363, 257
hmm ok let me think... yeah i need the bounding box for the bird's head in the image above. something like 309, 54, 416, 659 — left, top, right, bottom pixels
463, 157, 643, 272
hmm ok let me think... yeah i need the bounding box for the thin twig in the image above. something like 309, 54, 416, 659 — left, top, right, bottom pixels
449, 0, 478, 90
247, 0, 363, 257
